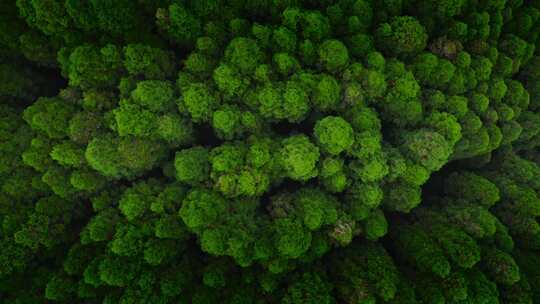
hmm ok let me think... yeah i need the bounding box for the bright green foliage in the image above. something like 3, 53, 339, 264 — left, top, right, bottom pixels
320, 157, 348, 192
85, 135, 165, 179
224, 37, 264, 75
402, 129, 452, 171
272, 26, 296, 53
345, 106, 381, 132
213, 64, 249, 100
180, 188, 227, 230
313, 116, 354, 155
123, 44, 176, 79
113, 102, 158, 137
118, 179, 160, 221
181, 83, 220, 123
131, 80, 175, 112
279, 135, 320, 181
60, 44, 122, 89
211, 105, 244, 140
174, 147, 210, 185
23, 97, 75, 139
208, 140, 275, 198
274, 217, 312, 259
68, 112, 102, 144
50, 141, 86, 168
296, 188, 339, 230
425, 112, 462, 145
319, 39, 349, 73
313, 74, 341, 111
273, 52, 299, 76
346, 182, 383, 220
21, 137, 52, 172
2, 0, 540, 303
375, 16, 428, 57
157, 113, 194, 145
363, 209, 388, 240
256, 81, 310, 122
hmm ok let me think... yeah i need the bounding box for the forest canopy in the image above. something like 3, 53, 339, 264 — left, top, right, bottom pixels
2, 0, 540, 303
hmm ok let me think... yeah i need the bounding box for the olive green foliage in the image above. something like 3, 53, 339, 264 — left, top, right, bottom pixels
2, 0, 540, 303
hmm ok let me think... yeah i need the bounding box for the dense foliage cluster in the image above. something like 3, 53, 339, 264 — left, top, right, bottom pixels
2, 0, 540, 303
